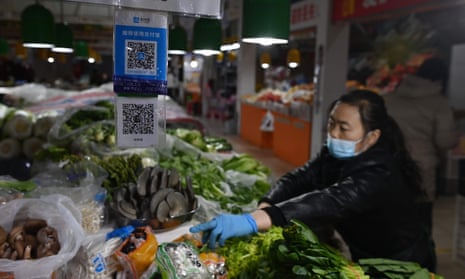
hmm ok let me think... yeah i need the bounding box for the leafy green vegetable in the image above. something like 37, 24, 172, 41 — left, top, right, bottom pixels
0, 138, 21, 159
93, 154, 143, 198
214, 220, 367, 279
34, 146, 77, 162
65, 107, 113, 130
168, 128, 233, 153
2, 109, 35, 140
0, 179, 36, 192
359, 258, 444, 279
214, 226, 284, 279
158, 149, 270, 213
222, 154, 271, 177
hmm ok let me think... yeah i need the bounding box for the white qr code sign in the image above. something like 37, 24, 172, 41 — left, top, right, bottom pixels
116, 96, 158, 147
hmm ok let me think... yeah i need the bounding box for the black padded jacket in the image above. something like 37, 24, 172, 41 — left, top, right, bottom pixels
260, 144, 435, 268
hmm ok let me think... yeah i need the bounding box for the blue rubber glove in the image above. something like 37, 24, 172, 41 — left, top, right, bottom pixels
189, 213, 258, 248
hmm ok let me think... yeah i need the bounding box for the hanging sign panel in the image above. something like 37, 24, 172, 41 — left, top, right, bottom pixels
332, 0, 434, 21
65, 0, 222, 18
116, 96, 159, 147
113, 9, 167, 95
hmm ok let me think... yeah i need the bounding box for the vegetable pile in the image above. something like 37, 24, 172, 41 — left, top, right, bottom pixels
359, 258, 444, 279
214, 220, 367, 279
0, 104, 54, 160
158, 149, 271, 214
168, 128, 233, 153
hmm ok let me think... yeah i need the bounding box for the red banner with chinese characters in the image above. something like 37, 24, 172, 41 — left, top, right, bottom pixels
332, 0, 434, 21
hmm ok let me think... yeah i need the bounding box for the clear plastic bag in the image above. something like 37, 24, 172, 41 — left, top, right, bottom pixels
31, 160, 108, 233
114, 226, 159, 279
47, 105, 116, 156
54, 231, 123, 279
0, 194, 85, 279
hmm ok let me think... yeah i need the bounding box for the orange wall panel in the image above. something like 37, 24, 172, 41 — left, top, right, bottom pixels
273, 112, 311, 166
240, 103, 273, 149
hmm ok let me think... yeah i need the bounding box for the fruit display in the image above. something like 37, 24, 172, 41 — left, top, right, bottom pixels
241, 84, 314, 105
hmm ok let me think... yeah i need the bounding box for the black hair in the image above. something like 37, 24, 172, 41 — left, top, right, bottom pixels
334, 89, 423, 196
416, 57, 449, 91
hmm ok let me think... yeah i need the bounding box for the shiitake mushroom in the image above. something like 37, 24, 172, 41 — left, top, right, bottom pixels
0, 220, 60, 260
0, 226, 7, 244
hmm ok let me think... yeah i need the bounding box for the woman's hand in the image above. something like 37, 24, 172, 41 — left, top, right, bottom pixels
189, 214, 258, 249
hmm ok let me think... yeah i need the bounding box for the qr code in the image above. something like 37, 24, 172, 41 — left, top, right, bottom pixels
125, 40, 157, 75
122, 103, 155, 135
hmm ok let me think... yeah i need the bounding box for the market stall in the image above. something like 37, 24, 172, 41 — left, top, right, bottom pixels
0, 0, 457, 278
240, 84, 313, 166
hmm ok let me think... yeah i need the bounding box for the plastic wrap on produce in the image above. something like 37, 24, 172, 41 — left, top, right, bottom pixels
24, 84, 115, 116
166, 133, 235, 163
54, 231, 122, 279
45, 104, 117, 156
31, 160, 107, 234
224, 170, 261, 188
192, 196, 224, 223
0, 194, 84, 279
1, 83, 79, 106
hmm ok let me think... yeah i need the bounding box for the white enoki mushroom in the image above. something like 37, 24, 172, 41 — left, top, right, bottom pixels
79, 201, 104, 233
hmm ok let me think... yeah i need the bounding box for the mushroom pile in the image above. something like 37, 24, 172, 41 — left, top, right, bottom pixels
112, 166, 197, 230
0, 219, 60, 260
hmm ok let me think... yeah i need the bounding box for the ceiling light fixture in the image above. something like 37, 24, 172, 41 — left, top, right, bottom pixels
190, 56, 199, 68
88, 47, 102, 64
242, 0, 290, 46
260, 52, 271, 69
52, 23, 74, 53
15, 42, 27, 59
220, 36, 240, 51
168, 24, 188, 55
287, 48, 301, 69
21, 2, 56, 48
74, 41, 89, 59
52, 0, 73, 53
192, 18, 222, 56
0, 38, 10, 56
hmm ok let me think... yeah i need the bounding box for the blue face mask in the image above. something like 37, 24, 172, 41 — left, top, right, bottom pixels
326, 134, 366, 159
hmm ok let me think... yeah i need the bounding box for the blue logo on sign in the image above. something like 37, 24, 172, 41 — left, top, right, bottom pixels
137, 52, 145, 60
133, 16, 139, 23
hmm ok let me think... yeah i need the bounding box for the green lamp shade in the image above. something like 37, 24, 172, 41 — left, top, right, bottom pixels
192, 18, 222, 56
21, 3, 55, 48
0, 38, 10, 56
74, 41, 89, 59
242, 0, 290, 45
52, 23, 74, 53
168, 25, 187, 55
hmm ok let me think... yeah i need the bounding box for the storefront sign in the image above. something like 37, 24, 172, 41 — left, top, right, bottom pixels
332, 0, 434, 21
290, 0, 319, 31
65, 0, 222, 18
